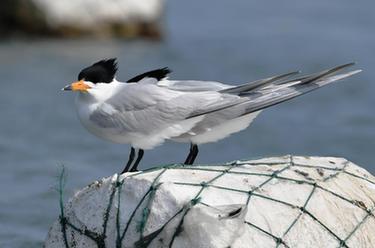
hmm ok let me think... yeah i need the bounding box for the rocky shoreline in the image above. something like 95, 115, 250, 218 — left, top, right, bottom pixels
0, 0, 165, 39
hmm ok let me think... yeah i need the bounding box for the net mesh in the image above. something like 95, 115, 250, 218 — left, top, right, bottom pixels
57, 155, 375, 248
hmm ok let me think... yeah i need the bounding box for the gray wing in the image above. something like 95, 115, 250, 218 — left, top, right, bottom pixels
185, 63, 361, 119
219, 71, 300, 94
240, 66, 361, 116
89, 83, 245, 135
158, 80, 231, 91
156, 71, 299, 92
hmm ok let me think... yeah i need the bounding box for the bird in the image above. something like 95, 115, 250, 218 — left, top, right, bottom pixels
62, 58, 361, 173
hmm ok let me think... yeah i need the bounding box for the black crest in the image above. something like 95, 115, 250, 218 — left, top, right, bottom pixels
127, 67, 171, 83
78, 58, 118, 84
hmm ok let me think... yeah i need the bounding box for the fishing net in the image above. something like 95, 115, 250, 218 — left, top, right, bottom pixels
46, 155, 375, 248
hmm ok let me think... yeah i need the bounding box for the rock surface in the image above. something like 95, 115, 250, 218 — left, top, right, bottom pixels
45, 156, 375, 247
1, 0, 164, 38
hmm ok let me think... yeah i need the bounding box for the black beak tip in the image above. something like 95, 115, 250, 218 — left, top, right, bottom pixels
62, 85, 72, 91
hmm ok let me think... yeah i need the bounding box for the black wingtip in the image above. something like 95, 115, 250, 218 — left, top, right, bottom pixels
299, 62, 357, 85
275, 63, 358, 86
333, 62, 356, 70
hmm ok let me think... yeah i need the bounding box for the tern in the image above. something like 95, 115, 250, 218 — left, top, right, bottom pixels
62, 59, 360, 173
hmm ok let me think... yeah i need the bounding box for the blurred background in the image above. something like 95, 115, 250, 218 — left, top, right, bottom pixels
0, 0, 374, 246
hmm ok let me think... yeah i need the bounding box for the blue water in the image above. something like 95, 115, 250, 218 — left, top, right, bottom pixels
0, 0, 374, 246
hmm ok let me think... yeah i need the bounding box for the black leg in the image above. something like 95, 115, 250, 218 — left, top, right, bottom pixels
184, 143, 193, 164
121, 147, 135, 174
130, 149, 144, 172
189, 144, 199, 164
184, 143, 199, 165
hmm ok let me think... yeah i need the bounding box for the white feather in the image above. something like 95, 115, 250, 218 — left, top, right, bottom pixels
173, 111, 260, 144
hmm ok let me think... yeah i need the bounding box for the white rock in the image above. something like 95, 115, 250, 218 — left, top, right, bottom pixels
33, 0, 164, 28
45, 156, 375, 247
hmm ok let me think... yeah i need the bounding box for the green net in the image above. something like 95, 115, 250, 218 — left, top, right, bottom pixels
57, 155, 375, 248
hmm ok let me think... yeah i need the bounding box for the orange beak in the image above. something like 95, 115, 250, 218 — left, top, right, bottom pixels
62, 80, 91, 92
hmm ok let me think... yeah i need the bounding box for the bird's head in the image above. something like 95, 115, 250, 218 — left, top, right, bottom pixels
62, 58, 118, 93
